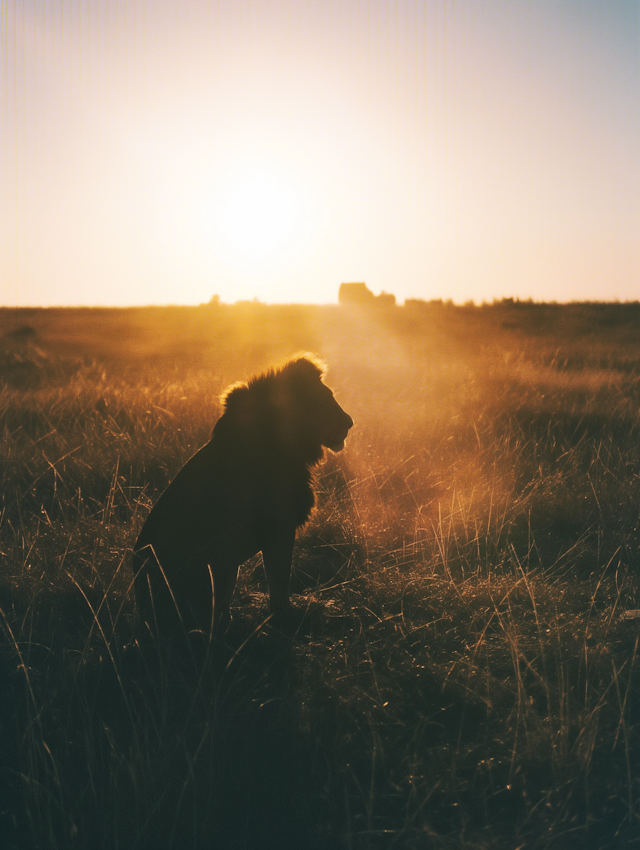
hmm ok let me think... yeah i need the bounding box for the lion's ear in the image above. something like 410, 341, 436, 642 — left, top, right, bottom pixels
221, 383, 250, 414
283, 355, 326, 381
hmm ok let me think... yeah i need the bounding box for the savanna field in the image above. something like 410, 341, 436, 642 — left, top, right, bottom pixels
1, 300, 639, 850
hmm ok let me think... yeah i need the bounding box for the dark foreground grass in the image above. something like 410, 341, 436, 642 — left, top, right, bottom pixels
1, 301, 639, 849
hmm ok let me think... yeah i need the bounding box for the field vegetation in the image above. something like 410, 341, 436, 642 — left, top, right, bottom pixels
1, 299, 639, 849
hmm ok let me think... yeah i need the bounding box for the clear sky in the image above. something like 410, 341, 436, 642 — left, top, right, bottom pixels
1, 0, 639, 306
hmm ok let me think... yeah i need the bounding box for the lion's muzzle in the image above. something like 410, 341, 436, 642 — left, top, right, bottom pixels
324, 410, 354, 452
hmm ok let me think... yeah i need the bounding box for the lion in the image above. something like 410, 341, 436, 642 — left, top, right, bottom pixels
133, 354, 353, 637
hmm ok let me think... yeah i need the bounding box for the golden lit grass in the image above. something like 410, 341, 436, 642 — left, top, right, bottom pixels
1, 302, 639, 848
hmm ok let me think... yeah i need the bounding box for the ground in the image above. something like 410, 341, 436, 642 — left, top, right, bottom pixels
0, 299, 639, 849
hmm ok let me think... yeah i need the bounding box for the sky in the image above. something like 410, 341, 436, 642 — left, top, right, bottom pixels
1, 0, 639, 307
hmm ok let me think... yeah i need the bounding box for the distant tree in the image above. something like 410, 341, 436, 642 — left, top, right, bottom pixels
339, 283, 396, 307
377, 291, 396, 307
339, 282, 375, 305
405, 298, 446, 311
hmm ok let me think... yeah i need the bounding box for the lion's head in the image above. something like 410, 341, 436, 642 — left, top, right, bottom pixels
220, 354, 353, 462
280, 355, 353, 453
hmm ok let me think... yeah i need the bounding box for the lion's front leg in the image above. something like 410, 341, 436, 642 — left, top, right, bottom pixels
262, 525, 296, 617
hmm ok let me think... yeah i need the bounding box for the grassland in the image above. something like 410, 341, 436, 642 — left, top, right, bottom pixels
0, 299, 639, 849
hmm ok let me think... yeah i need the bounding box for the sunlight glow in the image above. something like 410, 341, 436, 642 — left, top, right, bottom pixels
199, 164, 311, 274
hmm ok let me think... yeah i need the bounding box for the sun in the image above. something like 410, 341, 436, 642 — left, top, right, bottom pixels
198, 162, 311, 274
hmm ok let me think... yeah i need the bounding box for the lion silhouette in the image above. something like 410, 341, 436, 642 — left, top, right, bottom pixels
133, 354, 353, 636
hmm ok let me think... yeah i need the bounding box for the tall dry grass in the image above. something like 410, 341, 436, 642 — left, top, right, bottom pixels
0, 301, 639, 849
